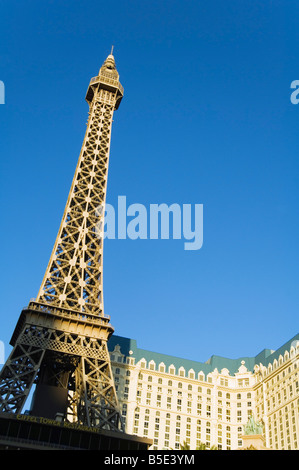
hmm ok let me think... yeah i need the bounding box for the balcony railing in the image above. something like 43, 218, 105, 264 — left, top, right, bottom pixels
90, 74, 124, 95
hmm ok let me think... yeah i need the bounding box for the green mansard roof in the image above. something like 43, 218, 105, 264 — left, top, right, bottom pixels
108, 333, 299, 375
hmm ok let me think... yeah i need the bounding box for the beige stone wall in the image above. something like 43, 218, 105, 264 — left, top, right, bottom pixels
110, 339, 299, 450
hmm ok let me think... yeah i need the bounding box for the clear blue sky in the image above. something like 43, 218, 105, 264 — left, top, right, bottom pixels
0, 1, 298, 365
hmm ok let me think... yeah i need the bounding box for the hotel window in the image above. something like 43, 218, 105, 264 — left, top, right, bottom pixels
133, 409, 139, 433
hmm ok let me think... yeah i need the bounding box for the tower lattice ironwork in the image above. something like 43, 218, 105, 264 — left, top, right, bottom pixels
0, 52, 124, 432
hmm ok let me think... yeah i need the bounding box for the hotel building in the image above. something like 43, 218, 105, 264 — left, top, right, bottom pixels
108, 333, 299, 450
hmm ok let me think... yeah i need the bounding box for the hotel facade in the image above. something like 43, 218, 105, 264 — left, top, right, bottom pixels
108, 333, 299, 450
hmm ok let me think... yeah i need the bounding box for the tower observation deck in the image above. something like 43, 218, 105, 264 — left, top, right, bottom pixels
0, 53, 149, 450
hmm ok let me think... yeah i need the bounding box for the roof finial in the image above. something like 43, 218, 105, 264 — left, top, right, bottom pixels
111, 45, 114, 55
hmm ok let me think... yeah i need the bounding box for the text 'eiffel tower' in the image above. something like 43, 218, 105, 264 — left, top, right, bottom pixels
0, 52, 124, 432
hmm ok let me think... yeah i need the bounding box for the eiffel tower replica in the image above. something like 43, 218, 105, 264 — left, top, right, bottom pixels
0, 51, 151, 450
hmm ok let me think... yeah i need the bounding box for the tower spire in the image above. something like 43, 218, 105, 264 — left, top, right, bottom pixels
0, 53, 124, 431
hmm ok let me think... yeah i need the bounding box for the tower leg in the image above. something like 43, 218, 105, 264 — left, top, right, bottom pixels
0, 342, 45, 414
75, 347, 124, 431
